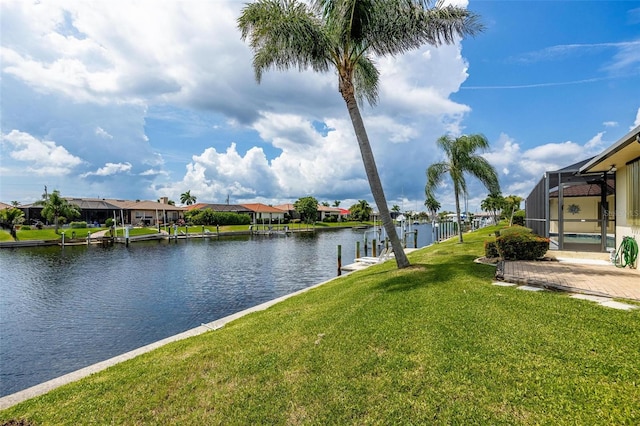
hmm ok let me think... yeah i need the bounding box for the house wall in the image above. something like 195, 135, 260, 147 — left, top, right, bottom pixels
549, 195, 614, 234
615, 164, 640, 248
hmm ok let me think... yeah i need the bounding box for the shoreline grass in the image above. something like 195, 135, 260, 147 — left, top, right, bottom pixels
1, 225, 638, 424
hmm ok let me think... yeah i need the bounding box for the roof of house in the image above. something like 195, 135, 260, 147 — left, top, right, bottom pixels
317, 205, 342, 213
241, 203, 286, 213
185, 203, 252, 213
0, 201, 15, 210
274, 203, 295, 211
549, 179, 615, 198
580, 125, 640, 173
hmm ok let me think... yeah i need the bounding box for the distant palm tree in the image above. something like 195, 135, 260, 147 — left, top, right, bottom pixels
36, 189, 80, 233
239, 0, 483, 268
424, 196, 440, 222
480, 192, 504, 225
426, 134, 499, 243
180, 190, 197, 206
503, 194, 523, 226
332, 200, 341, 208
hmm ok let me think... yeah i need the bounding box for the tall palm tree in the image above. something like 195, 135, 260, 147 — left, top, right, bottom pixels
37, 189, 80, 233
238, 0, 482, 269
424, 195, 440, 222
180, 190, 197, 206
426, 134, 499, 243
503, 194, 523, 226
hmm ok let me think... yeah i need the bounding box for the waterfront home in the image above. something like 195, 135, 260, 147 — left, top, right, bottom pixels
579, 124, 640, 250
526, 125, 639, 252
19, 197, 184, 227
184, 203, 254, 216
241, 203, 287, 223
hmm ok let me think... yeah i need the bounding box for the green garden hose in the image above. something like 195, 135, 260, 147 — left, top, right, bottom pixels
614, 236, 638, 269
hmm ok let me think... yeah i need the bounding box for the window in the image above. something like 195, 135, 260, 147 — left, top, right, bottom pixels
628, 158, 640, 226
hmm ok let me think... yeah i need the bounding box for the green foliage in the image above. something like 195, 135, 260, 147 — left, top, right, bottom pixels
186, 209, 251, 226
349, 200, 372, 222
294, 196, 319, 224
322, 215, 337, 223
498, 225, 532, 236
512, 210, 525, 226
70, 221, 88, 229
37, 189, 80, 233
426, 134, 500, 243
105, 218, 114, 228
0, 207, 25, 227
484, 240, 499, 258
20, 225, 31, 231
180, 190, 197, 206
496, 232, 549, 260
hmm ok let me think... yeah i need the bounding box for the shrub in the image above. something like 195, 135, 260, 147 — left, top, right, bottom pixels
498, 225, 533, 237
513, 210, 525, 226
105, 218, 114, 228
70, 221, 88, 229
484, 241, 499, 258
496, 232, 549, 260
21, 225, 32, 231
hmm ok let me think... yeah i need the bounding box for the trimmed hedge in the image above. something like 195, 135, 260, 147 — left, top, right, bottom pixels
496, 232, 550, 260
70, 221, 88, 229
484, 241, 500, 258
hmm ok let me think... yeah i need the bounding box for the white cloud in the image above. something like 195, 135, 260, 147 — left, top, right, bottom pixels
602, 121, 618, 128
81, 162, 132, 177
95, 127, 113, 139
632, 107, 640, 130
1, 129, 83, 175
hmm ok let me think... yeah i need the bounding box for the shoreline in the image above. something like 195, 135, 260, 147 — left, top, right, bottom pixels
0, 273, 346, 410
0, 224, 373, 249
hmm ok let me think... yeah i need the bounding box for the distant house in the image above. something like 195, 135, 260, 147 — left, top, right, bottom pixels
274, 203, 299, 220
317, 205, 342, 221
20, 197, 185, 226
185, 203, 253, 216
241, 203, 286, 223
526, 125, 639, 252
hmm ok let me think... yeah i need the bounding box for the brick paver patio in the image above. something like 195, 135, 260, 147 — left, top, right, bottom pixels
498, 260, 639, 301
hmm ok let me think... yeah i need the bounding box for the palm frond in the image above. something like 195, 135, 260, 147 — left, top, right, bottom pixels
238, 0, 332, 82
352, 54, 379, 106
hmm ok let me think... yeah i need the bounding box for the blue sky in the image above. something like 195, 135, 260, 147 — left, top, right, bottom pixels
1, 0, 639, 213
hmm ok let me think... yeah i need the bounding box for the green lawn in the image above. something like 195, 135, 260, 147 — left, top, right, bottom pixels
1, 225, 638, 424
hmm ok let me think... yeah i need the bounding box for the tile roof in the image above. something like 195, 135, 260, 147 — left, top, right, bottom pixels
241, 203, 287, 213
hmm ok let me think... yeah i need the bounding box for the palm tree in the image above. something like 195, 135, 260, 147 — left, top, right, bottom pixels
332, 200, 341, 208
503, 194, 523, 226
238, 0, 482, 268
37, 189, 80, 233
426, 134, 499, 243
480, 192, 504, 225
424, 195, 440, 222
180, 190, 197, 206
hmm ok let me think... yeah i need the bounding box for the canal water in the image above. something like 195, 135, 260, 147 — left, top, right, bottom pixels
0, 225, 434, 397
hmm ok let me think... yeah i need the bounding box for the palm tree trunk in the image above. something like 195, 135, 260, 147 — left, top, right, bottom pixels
454, 187, 464, 243
342, 94, 410, 268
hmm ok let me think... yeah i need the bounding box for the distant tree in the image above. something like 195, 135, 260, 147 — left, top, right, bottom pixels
426, 134, 500, 243
294, 196, 319, 224
424, 196, 441, 222
321, 201, 330, 207
37, 190, 80, 233
10, 201, 19, 207
391, 205, 400, 213
349, 200, 373, 222
180, 190, 197, 206
480, 192, 504, 225
0, 207, 25, 240
503, 195, 523, 226
332, 200, 341, 208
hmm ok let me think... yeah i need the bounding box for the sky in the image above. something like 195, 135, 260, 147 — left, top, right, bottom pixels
1, 0, 639, 213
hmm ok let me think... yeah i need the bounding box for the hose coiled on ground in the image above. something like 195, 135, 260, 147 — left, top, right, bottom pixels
614, 236, 638, 269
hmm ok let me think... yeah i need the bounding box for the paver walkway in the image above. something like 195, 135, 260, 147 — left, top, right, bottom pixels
498, 260, 639, 301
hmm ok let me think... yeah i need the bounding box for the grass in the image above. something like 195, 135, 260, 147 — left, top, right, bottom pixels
1, 226, 638, 424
